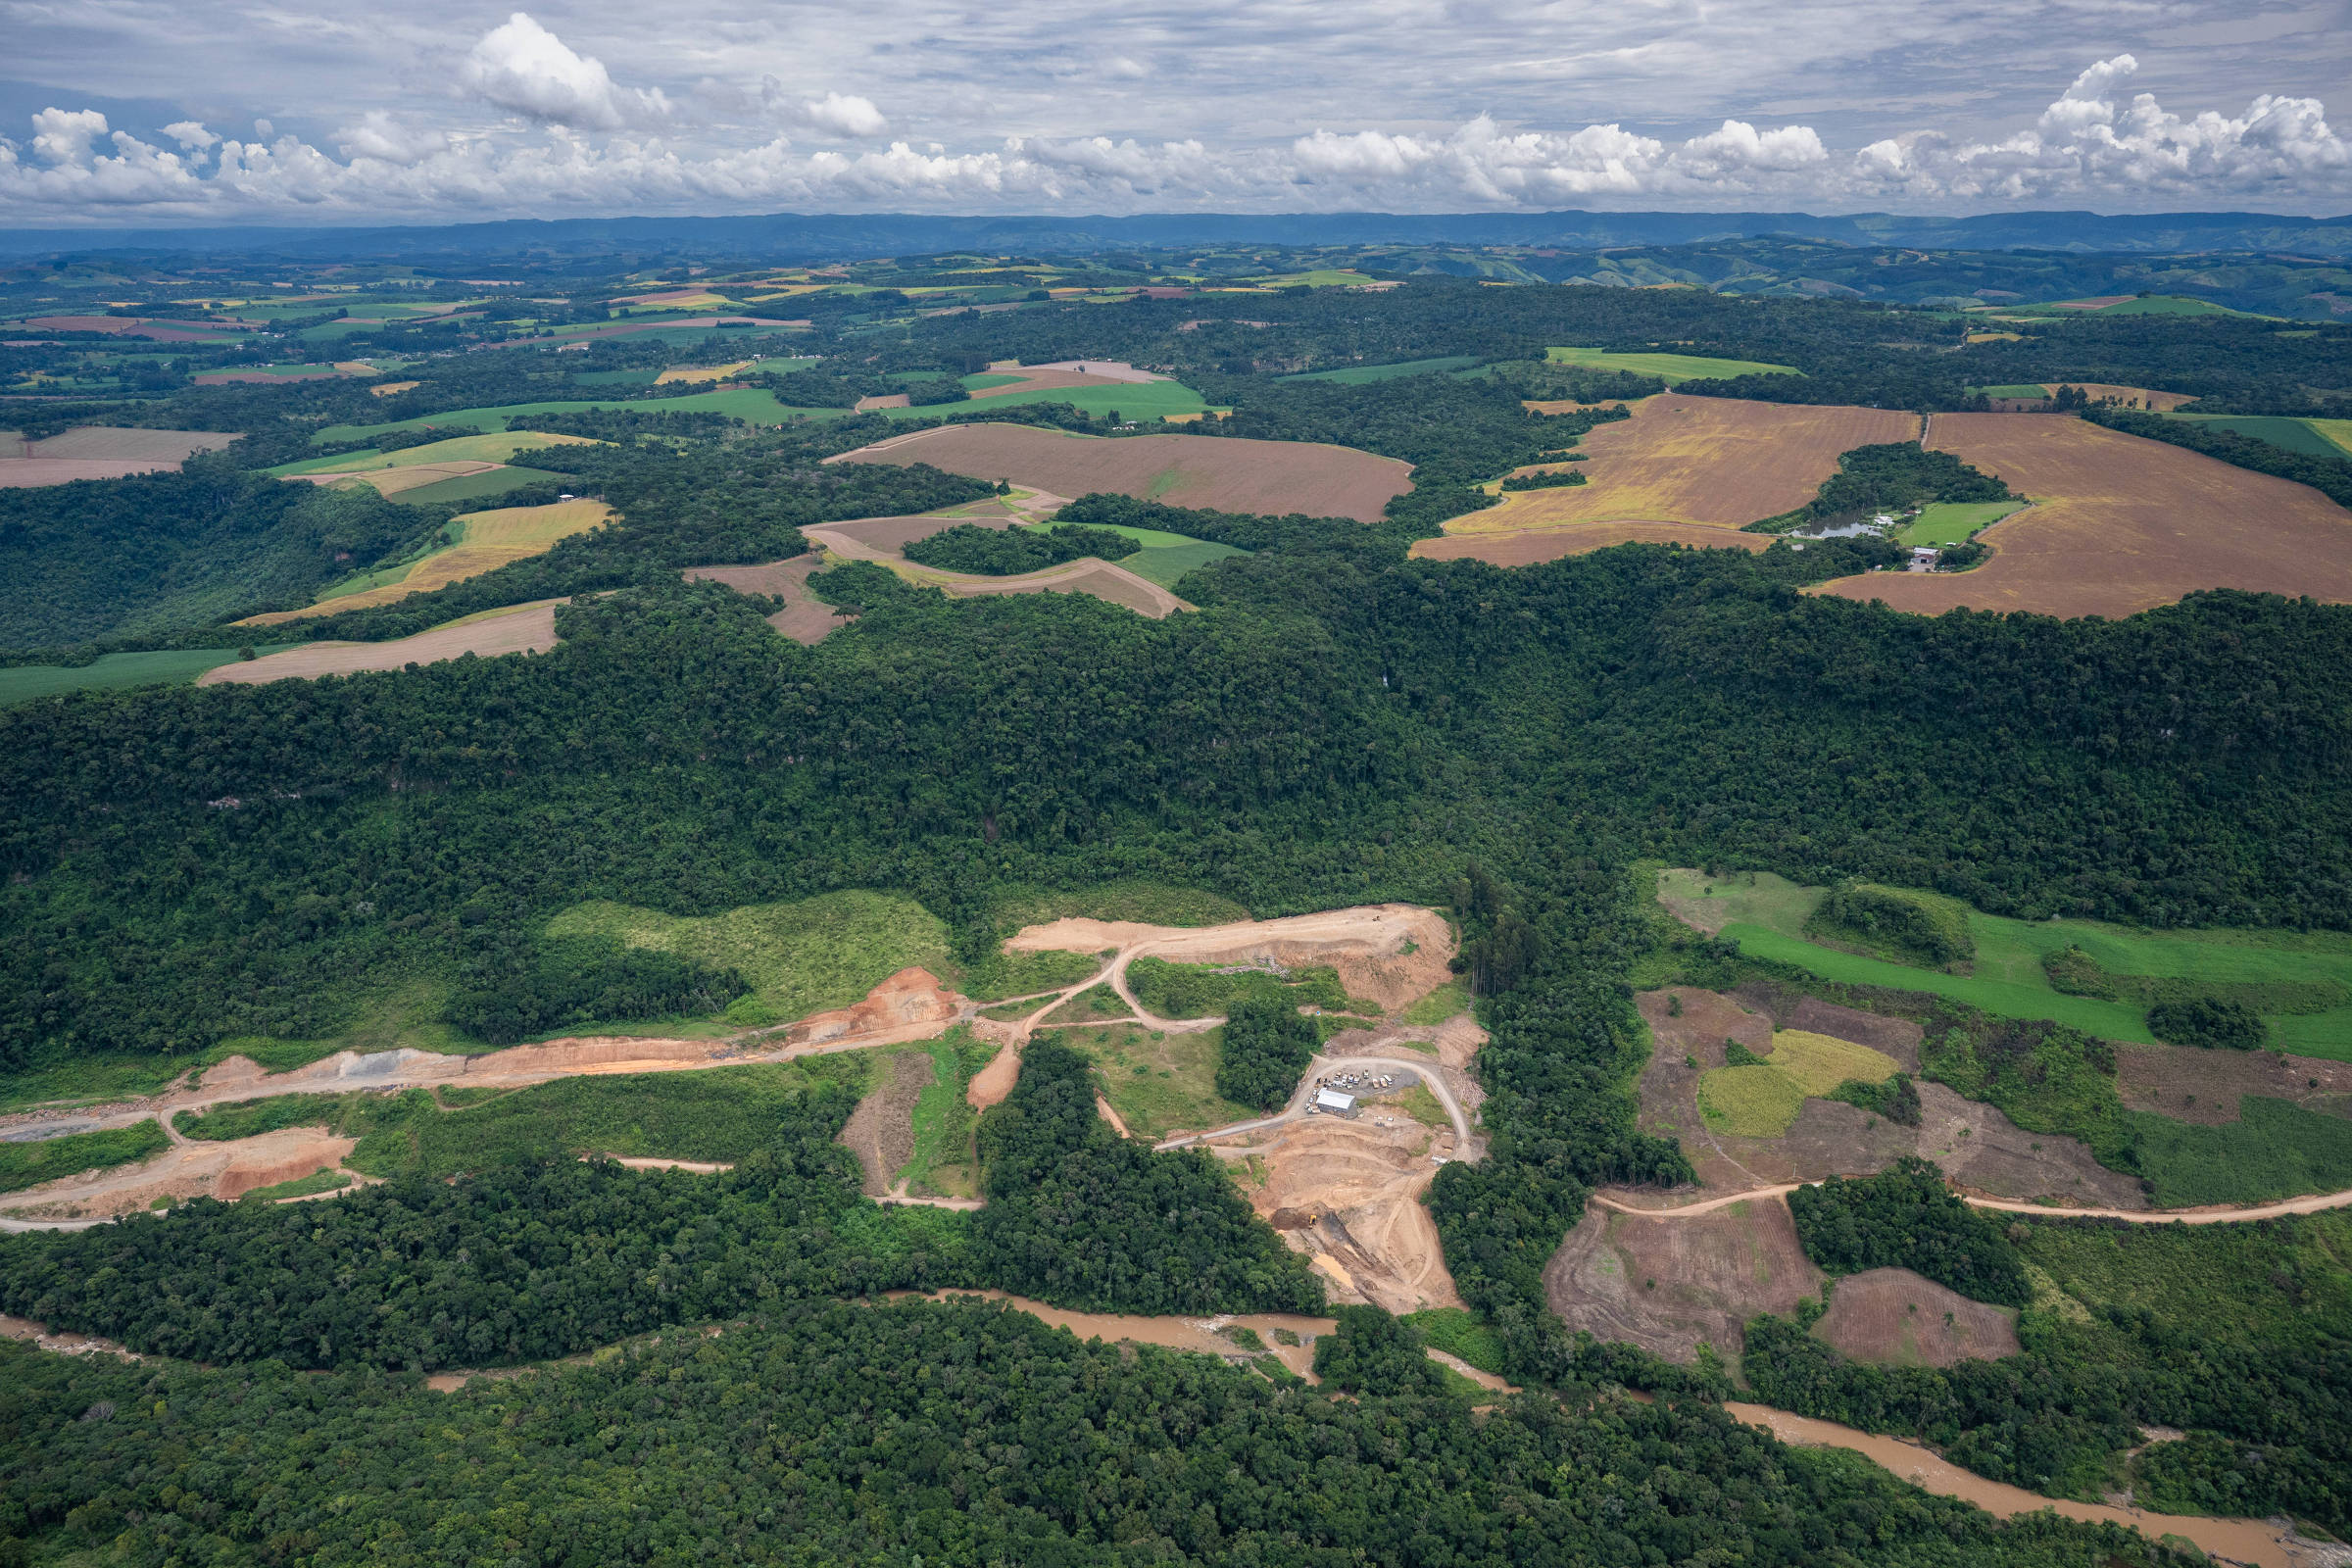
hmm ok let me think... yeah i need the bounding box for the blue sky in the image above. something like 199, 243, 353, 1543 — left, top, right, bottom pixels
2, 0, 2348, 221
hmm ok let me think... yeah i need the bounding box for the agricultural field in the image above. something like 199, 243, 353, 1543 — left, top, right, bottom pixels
269, 430, 602, 478
1696, 1030, 1900, 1137
2165, 412, 2352, 460
316, 388, 818, 443
1819, 413, 2352, 617
0, 644, 302, 706
1544, 346, 1799, 382
1410, 521, 1772, 565
0, 426, 241, 487
831, 422, 1412, 522
1435, 394, 1916, 543
1659, 867, 2352, 1057
239, 500, 612, 620
200, 600, 563, 686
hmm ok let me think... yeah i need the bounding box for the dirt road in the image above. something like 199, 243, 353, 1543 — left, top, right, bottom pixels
1155, 1054, 1474, 1151
1595, 1180, 2352, 1225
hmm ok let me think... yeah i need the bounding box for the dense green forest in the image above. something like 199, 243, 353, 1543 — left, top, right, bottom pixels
1788, 1158, 2033, 1306
903, 520, 1140, 574
0, 1296, 2193, 1568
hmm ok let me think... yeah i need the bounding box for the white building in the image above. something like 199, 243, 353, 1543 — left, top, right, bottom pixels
1314, 1088, 1357, 1116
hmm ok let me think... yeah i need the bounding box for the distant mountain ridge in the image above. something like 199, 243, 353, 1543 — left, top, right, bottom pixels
7, 209, 2352, 261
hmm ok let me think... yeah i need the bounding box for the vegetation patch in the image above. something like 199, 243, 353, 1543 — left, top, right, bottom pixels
0, 1121, 170, 1195
1696, 1030, 1898, 1138
1544, 346, 1798, 383
238, 1168, 352, 1202
1126, 956, 1363, 1020
1789, 1156, 2031, 1306
1062, 1022, 1252, 1140
2130, 1097, 2352, 1206
1402, 1305, 1507, 1374
1805, 881, 1975, 968
1216, 994, 1320, 1112
903, 521, 1141, 575
546, 890, 953, 1028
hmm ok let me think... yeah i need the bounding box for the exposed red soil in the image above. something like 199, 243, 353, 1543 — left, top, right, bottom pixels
1812, 1267, 2021, 1366
829, 423, 1411, 523
2114, 1042, 2352, 1125
0, 1129, 357, 1220
784, 967, 960, 1050
1231, 1113, 1462, 1313
198, 602, 560, 686
1544, 1193, 1825, 1366
1411, 522, 1774, 565
1817, 414, 2352, 618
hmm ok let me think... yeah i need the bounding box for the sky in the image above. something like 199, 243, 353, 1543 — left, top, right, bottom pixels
1, 0, 2349, 224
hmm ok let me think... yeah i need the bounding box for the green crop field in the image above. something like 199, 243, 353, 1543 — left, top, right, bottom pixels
2164, 414, 2350, 462
0, 1120, 170, 1195
1545, 346, 1798, 382
2096, 295, 2247, 317
394, 467, 562, 507
1121, 540, 1250, 587
1663, 868, 2352, 1056
1898, 501, 2025, 547
1968, 384, 2053, 399
0, 646, 304, 708
545, 889, 953, 1029
1281, 356, 1482, 384
960, 373, 1028, 390
316, 389, 831, 443
903, 378, 1210, 423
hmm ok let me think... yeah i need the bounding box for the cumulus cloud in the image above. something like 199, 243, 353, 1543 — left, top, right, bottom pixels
802, 91, 887, 137
1, 58, 2346, 220
460, 12, 670, 130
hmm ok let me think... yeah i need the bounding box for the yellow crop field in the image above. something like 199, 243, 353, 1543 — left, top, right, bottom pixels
239, 501, 612, 622
655, 361, 756, 385
1696, 1029, 1898, 1137
308, 431, 604, 474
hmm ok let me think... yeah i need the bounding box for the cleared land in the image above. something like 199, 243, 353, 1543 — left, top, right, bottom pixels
1812, 1267, 2022, 1366
0, 645, 302, 706
1662, 866, 2352, 1059
0, 426, 241, 487
199, 601, 561, 686
316, 389, 812, 443
684, 557, 844, 643
1436, 395, 1917, 539
1412, 523, 1772, 566
1696, 1030, 1899, 1138
2045, 383, 2193, 411
2166, 413, 2352, 461
829, 423, 1412, 523
1544, 1195, 1824, 1368
1816, 414, 2352, 618
1236, 1109, 1464, 1314
803, 512, 1191, 619
273, 431, 601, 478
1544, 347, 1799, 382
239, 500, 613, 621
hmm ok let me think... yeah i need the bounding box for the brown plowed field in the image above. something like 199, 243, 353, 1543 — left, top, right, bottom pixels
2115, 1042, 2352, 1125
685, 557, 846, 644
1817, 414, 2352, 617
0, 426, 241, 485
1442, 395, 1917, 538
829, 423, 1411, 523
2046, 383, 2194, 411
945, 562, 1176, 616
1622, 986, 2146, 1206
1543, 1194, 1824, 1366
1813, 1267, 2020, 1366
199, 601, 561, 686
1411, 522, 1773, 565
821, 513, 1013, 552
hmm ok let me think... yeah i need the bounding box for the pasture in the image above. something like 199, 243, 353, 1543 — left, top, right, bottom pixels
1660, 867, 2352, 1057
1544, 346, 1798, 382
831, 423, 1412, 523
0, 645, 302, 707
1440, 395, 1916, 538
2165, 413, 2352, 461
1696, 1030, 1899, 1137
238, 500, 612, 621
1896, 501, 2024, 547
1818, 413, 2352, 618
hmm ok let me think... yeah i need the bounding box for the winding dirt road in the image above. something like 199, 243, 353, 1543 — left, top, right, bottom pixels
1155, 1055, 1473, 1152
1594, 1180, 2352, 1226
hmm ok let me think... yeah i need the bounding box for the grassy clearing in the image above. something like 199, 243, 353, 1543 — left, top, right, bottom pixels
1046, 984, 1134, 1025
1126, 957, 1365, 1021
2130, 1099, 2352, 1206
392, 468, 556, 508
0, 646, 304, 707
1663, 867, 2352, 1057
1969, 384, 2053, 400
1544, 346, 1798, 382
0, 1121, 170, 1195
1064, 1022, 1254, 1141
316, 389, 830, 444
177, 1058, 867, 1181
1402, 980, 1469, 1028
269, 431, 601, 476
1280, 356, 1482, 384
2016, 1207, 2352, 1351
1121, 540, 1248, 587
1698, 1029, 1896, 1137
1898, 501, 2024, 547
546, 890, 952, 1028
896, 1028, 993, 1198
1396, 1083, 1451, 1128
1402, 1306, 1507, 1374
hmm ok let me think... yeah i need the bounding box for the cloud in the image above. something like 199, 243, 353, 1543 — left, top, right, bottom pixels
459, 12, 670, 130
1, 58, 2346, 220
803, 92, 887, 137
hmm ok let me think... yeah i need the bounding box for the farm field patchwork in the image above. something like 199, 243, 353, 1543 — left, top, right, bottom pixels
1659, 867, 2352, 1058
270, 430, 603, 477
831, 422, 1412, 522
1438, 394, 1916, 539
238, 500, 612, 620
1818, 412, 2352, 617
2163, 413, 2352, 461
1544, 346, 1799, 382
1697, 1030, 1900, 1137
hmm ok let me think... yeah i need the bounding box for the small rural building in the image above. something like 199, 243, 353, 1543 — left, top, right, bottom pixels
1314, 1088, 1357, 1117
1910, 546, 1940, 566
